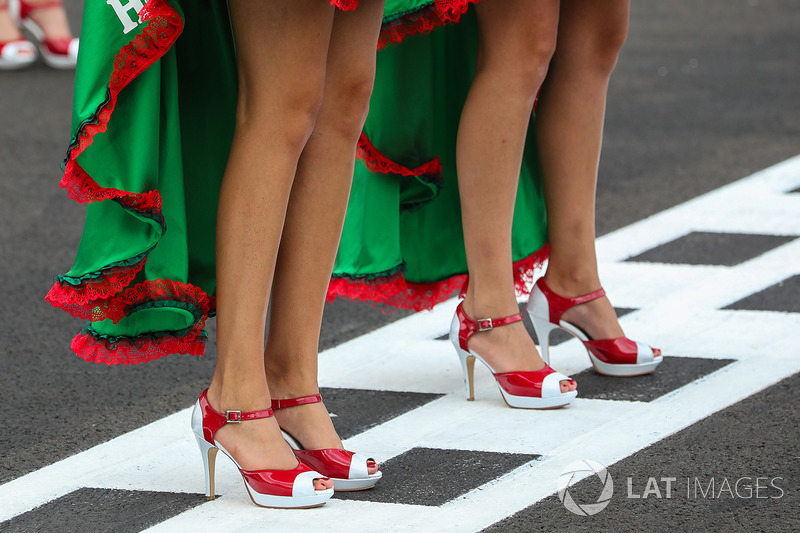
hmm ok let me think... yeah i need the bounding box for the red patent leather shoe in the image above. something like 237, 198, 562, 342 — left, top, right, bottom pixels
271, 394, 382, 491
0, 3, 36, 69
527, 278, 662, 377
449, 302, 577, 409
9, 0, 78, 69
191, 389, 333, 508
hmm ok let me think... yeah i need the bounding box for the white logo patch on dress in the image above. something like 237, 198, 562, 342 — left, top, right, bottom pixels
107, 0, 147, 34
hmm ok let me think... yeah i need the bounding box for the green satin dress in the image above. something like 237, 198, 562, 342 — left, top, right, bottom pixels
49, 0, 547, 365
329, 0, 548, 311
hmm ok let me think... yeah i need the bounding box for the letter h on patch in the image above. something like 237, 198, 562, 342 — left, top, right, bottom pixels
107, 0, 147, 34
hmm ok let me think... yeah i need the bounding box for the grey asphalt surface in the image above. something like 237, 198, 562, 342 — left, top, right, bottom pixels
1, 0, 799, 530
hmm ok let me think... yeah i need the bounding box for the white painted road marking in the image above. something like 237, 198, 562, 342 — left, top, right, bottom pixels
3, 155, 800, 531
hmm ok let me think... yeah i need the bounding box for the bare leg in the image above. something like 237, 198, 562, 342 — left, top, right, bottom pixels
264, 0, 384, 471
537, 0, 654, 348
15, 0, 74, 40
0, 0, 24, 41
458, 0, 575, 391
206, 0, 335, 489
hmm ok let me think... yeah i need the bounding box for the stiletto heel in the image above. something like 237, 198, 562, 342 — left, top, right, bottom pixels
190, 389, 333, 508
531, 319, 559, 366
450, 310, 480, 401
527, 278, 662, 377
449, 302, 577, 409
193, 433, 219, 499
455, 345, 476, 401
271, 395, 383, 491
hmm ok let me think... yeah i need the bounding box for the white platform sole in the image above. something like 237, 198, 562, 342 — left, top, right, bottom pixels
193, 432, 333, 509
331, 471, 383, 491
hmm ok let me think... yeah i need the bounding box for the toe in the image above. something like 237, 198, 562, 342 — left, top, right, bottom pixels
367, 459, 379, 475
314, 477, 334, 491
560, 379, 577, 393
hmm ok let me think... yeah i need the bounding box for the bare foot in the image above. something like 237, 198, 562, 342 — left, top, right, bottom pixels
20, 0, 73, 40
271, 395, 379, 475
0, 2, 24, 42
545, 277, 661, 357
206, 387, 334, 491
461, 299, 577, 393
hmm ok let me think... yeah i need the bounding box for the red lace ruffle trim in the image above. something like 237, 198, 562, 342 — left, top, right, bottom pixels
357, 132, 442, 179
69, 278, 211, 365
46, 259, 148, 320
514, 243, 549, 297
49, 1, 211, 364
327, 244, 549, 311
47, 159, 164, 315
328, 270, 465, 313
59, 160, 163, 213
66, 1, 182, 163
50, 0, 179, 318
72, 324, 206, 366
379, 0, 485, 50
331, 0, 358, 10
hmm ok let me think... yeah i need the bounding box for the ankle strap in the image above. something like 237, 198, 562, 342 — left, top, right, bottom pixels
23, 0, 64, 7
271, 394, 322, 410
536, 278, 605, 324
456, 302, 522, 351
18, 0, 65, 19
199, 389, 274, 440
224, 407, 275, 422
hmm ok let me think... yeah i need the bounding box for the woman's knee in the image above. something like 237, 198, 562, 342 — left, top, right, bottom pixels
236, 82, 326, 150
475, 0, 559, 103
322, 71, 375, 138
563, 8, 628, 75
590, 21, 628, 72
520, 41, 558, 90
476, 39, 555, 108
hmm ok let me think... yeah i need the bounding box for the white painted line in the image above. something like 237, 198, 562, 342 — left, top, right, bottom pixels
0, 409, 192, 521
596, 153, 800, 263
3, 155, 800, 531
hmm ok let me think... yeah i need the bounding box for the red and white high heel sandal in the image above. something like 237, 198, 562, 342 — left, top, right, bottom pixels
0, 3, 36, 69
527, 278, 662, 377
271, 394, 382, 491
449, 302, 577, 409
191, 389, 334, 509
9, 0, 78, 69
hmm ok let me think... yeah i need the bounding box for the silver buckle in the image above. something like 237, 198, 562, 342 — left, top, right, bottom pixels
226, 410, 242, 423
478, 318, 493, 331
